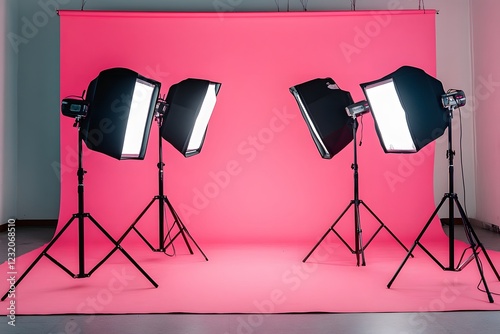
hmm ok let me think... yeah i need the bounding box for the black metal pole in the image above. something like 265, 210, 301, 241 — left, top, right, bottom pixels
77, 122, 86, 277
352, 117, 365, 266
446, 109, 455, 270
158, 118, 166, 251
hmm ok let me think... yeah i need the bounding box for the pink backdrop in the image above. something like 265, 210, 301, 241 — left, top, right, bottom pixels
58, 10, 442, 246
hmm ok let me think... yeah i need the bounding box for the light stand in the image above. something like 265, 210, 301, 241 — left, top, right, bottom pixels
1, 118, 158, 301
118, 112, 208, 260
303, 114, 410, 266
387, 106, 500, 302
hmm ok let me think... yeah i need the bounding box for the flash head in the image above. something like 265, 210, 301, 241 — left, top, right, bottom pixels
155, 98, 168, 116
441, 90, 466, 109
61, 98, 89, 118
346, 100, 370, 117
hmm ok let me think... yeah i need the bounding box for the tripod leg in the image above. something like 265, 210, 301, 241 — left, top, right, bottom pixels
163, 197, 208, 261
303, 228, 333, 263
475, 242, 500, 281
1, 216, 77, 301
86, 215, 158, 288
387, 242, 418, 289
164, 197, 194, 254
388, 196, 447, 288
454, 198, 496, 302
303, 201, 354, 262
360, 201, 411, 254
354, 201, 366, 266
118, 197, 158, 251
468, 242, 494, 303
454, 199, 500, 281
165, 222, 209, 261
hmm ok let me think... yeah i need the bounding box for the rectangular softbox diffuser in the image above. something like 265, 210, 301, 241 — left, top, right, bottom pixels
360, 66, 448, 153
290, 78, 355, 159
160, 79, 221, 158
82, 67, 161, 160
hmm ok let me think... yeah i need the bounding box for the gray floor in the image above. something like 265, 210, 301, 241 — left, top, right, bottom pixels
1, 224, 499, 334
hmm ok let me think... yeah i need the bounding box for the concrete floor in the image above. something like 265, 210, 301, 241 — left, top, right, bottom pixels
1, 224, 499, 334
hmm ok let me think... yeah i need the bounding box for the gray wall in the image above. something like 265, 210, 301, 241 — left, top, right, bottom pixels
0, 0, 18, 224
15, 0, 61, 220
471, 0, 500, 227
3, 0, 477, 223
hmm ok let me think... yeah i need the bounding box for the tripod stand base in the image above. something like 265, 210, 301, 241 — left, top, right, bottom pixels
304, 115, 409, 266
303, 199, 410, 266
387, 193, 500, 303
120, 195, 208, 261
1, 213, 158, 301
